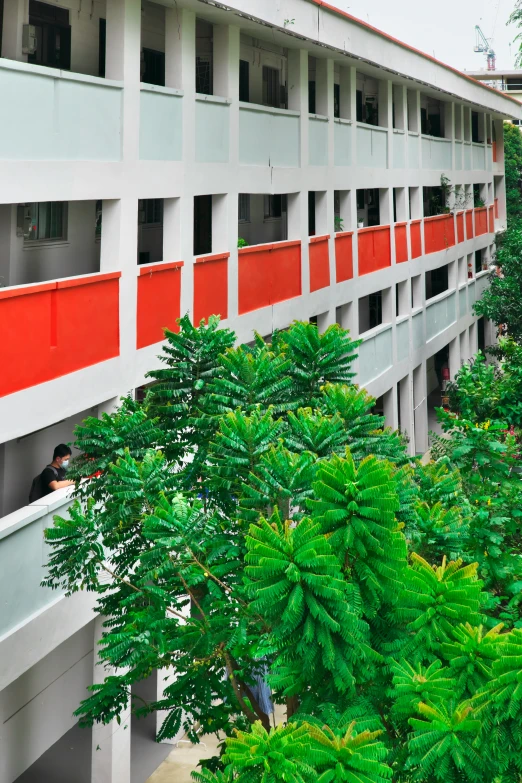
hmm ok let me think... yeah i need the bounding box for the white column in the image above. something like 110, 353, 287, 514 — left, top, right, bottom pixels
399, 374, 415, 456
91, 616, 131, 783
288, 49, 310, 296
213, 24, 240, 321
1, 0, 29, 61
449, 337, 460, 380
413, 362, 428, 455
163, 198, 181, 261
383, 386, 398, 430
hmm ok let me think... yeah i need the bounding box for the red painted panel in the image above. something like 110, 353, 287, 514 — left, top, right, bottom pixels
358, 226, 391, 276
335, 232, 353, 282
272, 242, 302, 304
475, 207, 488, 237
495, 198, 499, 219
309, 236, 330, 292
238, 241, 301, 315
492, 141, 497, 162
488, 205, 495, 234
0, 273, 120, 398
193, 254, 229, 325
423, 214, 455, 255
394, 223, 408, 263
465, 210, 474, 240
137, 262, 182, 349
410, 220, 422, 259
456, 212, 465, 244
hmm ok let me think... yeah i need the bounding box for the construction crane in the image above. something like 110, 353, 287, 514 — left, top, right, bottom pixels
474, 25, 496, 71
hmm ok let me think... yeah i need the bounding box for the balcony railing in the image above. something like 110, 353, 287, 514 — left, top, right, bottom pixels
193, 252, 229, 324
421, 135, 452, 170
423, 214, 455, 255
426, 290, 457, 341
358, 225, 391, 275
309, 235, 330, 291
334, 232, 353, 282
358, 324, 393, 385
0, 59, 122, 162
0, 272, 121, 398
238, 240, 301, 315
239, 103, 300, 168
356, 123, 388, 168
195, 95, 231, 163
139, 85, 183, 161
137, 260, 183, 348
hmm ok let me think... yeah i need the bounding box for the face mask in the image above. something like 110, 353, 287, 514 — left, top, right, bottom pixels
61, 460, 70, 469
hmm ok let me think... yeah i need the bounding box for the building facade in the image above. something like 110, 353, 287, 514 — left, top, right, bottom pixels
0, 0, 519, 781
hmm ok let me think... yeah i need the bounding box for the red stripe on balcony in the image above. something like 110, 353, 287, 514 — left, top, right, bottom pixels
395, 222, 408, 263
358, 225, 391, 276
410, 220, 422, 259
475, 207, 488, 237
456, 212, 465, 244
238, 241, 301, 315
334, 232, 353, 282
193, 253, 229, 324
309, 235, 330, 292
0, 273, 120, 397
423, 214, 455, 255
137, 262, 183, 348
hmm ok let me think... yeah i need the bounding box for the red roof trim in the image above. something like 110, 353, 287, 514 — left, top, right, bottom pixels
309, 0, 522, 108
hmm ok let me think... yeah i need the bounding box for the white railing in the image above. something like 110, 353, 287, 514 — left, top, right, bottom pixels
140, 84, 183, 161
475, 270, 489, 299
412, 310, 425, 351
421, 135, 452, 170
239, 102, 300, 167
195, 94, 231, 163
334, 118, 352, 166
356, 122, 388, 168
0, 59, 122, 161
393, 129, 406, 169
472, 142, 486, 170
0, 488, 73, 640
309, 114, 329, 166
408, 132, 420, 168
459, 285, 467, 318
357, 324, 393, 385
426, 290, 456, 341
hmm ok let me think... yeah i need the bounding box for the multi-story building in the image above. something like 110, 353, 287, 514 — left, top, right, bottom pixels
466, 68, 522, 122
0, 1, 519, 781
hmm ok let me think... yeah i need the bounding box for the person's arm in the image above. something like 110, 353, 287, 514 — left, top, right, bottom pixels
48, 478, 75, 491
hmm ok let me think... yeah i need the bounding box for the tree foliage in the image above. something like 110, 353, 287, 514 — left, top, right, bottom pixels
44, 318, 522, 783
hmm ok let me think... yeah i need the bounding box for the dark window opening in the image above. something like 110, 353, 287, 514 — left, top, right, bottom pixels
264, 194, 286, 219
471, 111, 483, 143
99, 18, 106, 78
475, 249, 483, 273
309, 80, 316, 114
334, 83, 340, 118
239, 59, 249, 102
356, 89, 363, 122
138, 199, 164, 265
308, 191, 316, 236
359, 291, 383, 333
142, 48, 165, 87
28, 0, 71, 70
423, 186, 445, 217
194, 195, 212, 256
426, 264, 449, 299
357, 189, 380, 227
196, 19, 213, 95
477, 317, 486, 352
262, 66, 280, 108
421, 100, 443, 138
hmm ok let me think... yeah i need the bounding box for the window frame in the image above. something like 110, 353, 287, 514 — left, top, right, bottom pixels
238, 194, 251, 223
23, 201, 68, 244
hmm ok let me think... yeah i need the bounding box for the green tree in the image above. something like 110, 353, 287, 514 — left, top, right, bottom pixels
43, 318, 522, 783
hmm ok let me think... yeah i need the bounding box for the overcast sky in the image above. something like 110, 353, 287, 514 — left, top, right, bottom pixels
333, 0, 520, 72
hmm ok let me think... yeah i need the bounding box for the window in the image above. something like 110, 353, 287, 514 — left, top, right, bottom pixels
309, 80, 316, 114
28, 0, 71, 70
264, 194, 285, 219
142, 48, 165, 87
356, 90, 363, 122
139, 199, 163, 226
426, 264, 449, 299
196, 55, 212, 95
334, 83, 340, 118
239, 60, 250, 102
475, 249, 483, 273
238, 194, 250, 223
308, 191, 316, 236
356, 190, 365, 211
24, 202, 67, 242
99, 18, 106, 77
95, 200, 102, 240
194, 195, 212, 256
263, 66, 280, 108
369, 292, 382, 330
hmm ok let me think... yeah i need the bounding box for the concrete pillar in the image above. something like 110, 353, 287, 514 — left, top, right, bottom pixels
213, 24, 240, 321
1, 0, 29, 61
156, 668, 185, 745
413, 362, 428, 455
399, 374, 415, 456
91, 616, 131, 783
383, 386, 398, 430
288, 49, 310, 296
449, 337, 460, 380
459, 329, 469, 367
469, 322, 478, 356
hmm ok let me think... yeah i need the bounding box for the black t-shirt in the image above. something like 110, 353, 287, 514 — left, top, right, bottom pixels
40, 465, 66, 496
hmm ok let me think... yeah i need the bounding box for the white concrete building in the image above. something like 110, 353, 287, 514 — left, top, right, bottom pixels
0, 0, 519, 781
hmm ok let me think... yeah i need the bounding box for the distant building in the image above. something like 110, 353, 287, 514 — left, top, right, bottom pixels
467, 69, 522, 124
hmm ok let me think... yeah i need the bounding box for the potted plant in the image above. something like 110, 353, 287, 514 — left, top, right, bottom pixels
358, 219, 364, 229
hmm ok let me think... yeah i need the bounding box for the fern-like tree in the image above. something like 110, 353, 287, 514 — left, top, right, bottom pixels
44, 318, 522, 783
